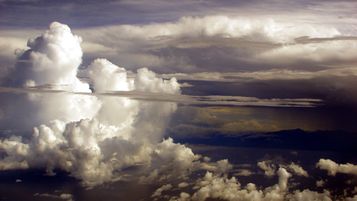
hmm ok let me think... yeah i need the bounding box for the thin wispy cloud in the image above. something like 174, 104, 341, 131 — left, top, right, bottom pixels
0, 86, 322, 108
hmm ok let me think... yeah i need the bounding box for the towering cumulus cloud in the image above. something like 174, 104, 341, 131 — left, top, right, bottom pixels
0, 22, 197, 186
10, 22, 84, 88
0, 22, 99, 129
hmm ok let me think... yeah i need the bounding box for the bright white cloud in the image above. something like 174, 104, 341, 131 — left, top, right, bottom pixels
257, 161, 308, 178
317, 159, 357, 176
0, 22, 203, 186
0, 21, 238, 187
0, 22, 100, 129
13, 22, 86, 89
87, 58, 133, 92
258, 40, 357, 65
167, 167, 356, 201
169, 168, 294, 201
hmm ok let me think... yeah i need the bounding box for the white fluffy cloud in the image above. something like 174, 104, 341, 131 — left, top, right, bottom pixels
257, 161, 308, 178
0, 21, 239, 187
168, 168, 297, 201
87, 58, 133, 92
0, 22, 100, 129
317, 159, 357, 176
166, 166, 354, 201
12, 22, 87, 90
0, 22, 202, 186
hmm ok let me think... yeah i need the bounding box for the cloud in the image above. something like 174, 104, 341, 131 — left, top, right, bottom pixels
0, 22, 100, 130
317, 159, 357, 176
257, 160, 276, 177
316, 179, 325, 187
80, 15, 340, 44
164, 67, 357, 112
234, 169, 253, 177
162, 67, 357, 82
0, 36, 26, 80
286, 162, 309, 177
74, 15, 355, 72
178, 182, 189, 188
286, 190, 332, 201
162, 159, 357, 201
169, 168, 294, 201
152, 184, 173, 198
0, 3, 357, 200
6, 22, 86, 88
258, 39, 357, 66
134, 68, 181, 94
34, 192, 73, 201
87, 58, 133, 92
257, 161, 308, 178
1, 0, 357, 30
2, 15, 357, 75
0, 21, 239, 187
0, 21, 204, 186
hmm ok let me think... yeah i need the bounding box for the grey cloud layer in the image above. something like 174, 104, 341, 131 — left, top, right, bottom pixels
1, 15, 356, 112
1, 0, 357, 28
1, 14, 357, 74
73, 15, 357, 73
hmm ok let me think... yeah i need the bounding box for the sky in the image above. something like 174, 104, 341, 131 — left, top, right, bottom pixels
1, 0, 357, 201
